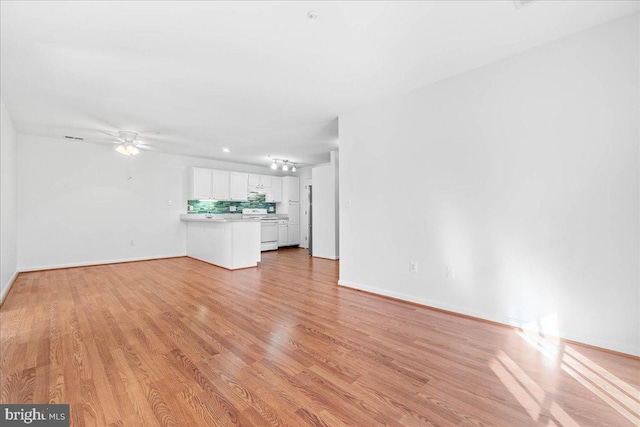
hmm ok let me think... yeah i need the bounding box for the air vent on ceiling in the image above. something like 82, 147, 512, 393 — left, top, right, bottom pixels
64, 135, 84, 140
513, 0, 537, 9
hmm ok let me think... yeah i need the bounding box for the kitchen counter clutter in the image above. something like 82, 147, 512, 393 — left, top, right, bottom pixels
181, 214, 260, 270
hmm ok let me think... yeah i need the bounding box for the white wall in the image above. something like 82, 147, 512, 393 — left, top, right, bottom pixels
312, 151, 339, 260
17, 134, 278, 271
339, 14, 639, 356
1, 99, 18, 302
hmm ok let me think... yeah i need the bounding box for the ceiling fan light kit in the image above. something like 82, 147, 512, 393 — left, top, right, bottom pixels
116, 142, 140, 156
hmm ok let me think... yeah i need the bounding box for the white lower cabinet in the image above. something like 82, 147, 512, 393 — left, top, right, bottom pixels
278, 219, 298, 247
288, 223, 300, 246
278, 220, 288, 247
185, 220, 260, 269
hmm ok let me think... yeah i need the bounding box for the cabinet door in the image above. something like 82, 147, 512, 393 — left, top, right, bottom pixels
288, 202, 300, 224
229, 172, 248, 201
284, 176, 300, 202
211, 170, 230, 200
288, 223, 300, 245
191, 168, 212, 200
290, 177, 300, 202
271, 177, 282, 202
278, 225, 288, 247
260, 175, 272, 188
248, 174, 261, 186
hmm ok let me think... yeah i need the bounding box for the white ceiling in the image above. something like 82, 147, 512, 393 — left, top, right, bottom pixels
1, 1, 638, 167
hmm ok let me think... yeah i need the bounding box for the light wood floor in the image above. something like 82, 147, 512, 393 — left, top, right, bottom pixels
1, 249, 638, 426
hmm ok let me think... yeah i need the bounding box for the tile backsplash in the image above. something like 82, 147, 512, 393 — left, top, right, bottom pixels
187, 194, 275, 214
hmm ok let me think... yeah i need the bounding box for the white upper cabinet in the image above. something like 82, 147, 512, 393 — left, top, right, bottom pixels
260, 175, 272, 188
283, 176, 300, 202
248, 174, 272, 189
229, 172, 248, 201
248, 174, 261, 186
191, 168, 213, 200
271, 176, 282, 203
211, 170, 230, 200
189, 167, 231, 200
191, 167, 278, 202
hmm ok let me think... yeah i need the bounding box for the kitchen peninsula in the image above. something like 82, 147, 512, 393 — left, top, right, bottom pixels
180, 215, 261, 270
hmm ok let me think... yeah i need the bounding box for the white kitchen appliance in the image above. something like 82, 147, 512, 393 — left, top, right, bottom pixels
242, 208, 278, 251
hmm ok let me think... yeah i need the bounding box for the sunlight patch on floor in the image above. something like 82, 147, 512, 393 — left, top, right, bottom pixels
489, 349, 579, 426
516, 330, 640, 425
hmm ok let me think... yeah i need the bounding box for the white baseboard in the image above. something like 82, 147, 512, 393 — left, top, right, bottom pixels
0, 271, 19, 304
337, 279, 639, 357
18, 253, 187, 273
313, 254, 339, 260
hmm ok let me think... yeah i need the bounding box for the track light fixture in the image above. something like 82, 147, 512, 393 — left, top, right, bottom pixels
268, 157, 298, 173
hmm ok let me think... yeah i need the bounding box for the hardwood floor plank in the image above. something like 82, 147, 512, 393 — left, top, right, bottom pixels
164, 348, 249, 426
1, 249, 638, 426
110, 348, 161, 427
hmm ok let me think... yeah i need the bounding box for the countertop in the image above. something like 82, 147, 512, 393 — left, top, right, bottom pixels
180, 214, 261, 223
181, 213, 289, 222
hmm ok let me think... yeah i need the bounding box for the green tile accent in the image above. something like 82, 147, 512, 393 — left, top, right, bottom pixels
187, 194, 276, 214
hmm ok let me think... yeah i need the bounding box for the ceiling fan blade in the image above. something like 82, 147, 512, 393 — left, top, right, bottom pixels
136, 144, 164, 152
138, 135, 182, 147
83, 139, 120, 145
96, 130, 123, 140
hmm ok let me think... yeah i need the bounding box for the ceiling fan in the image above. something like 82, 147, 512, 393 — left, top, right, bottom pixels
69, 129, 165, 155
105, 130, 161, 156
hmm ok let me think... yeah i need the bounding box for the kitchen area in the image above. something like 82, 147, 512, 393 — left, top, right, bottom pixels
180, 167, 303, 270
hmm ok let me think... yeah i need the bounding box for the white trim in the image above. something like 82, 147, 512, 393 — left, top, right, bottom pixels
17, 253, 187, 273
0, 271, 19, 304
314, 255, 340, 260
337, 279, 640, 357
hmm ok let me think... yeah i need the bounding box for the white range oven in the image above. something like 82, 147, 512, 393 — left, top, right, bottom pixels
242, 208, 278, 251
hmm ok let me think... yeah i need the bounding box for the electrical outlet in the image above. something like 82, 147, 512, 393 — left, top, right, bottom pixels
409, 261, 418, 273
167, 200, 172, 206
230, 206, 237, 212
446, 266, 456, 279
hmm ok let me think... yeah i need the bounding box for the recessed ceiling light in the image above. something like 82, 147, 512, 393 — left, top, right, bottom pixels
307, 11, 317, 20
222, 147, 230, 153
